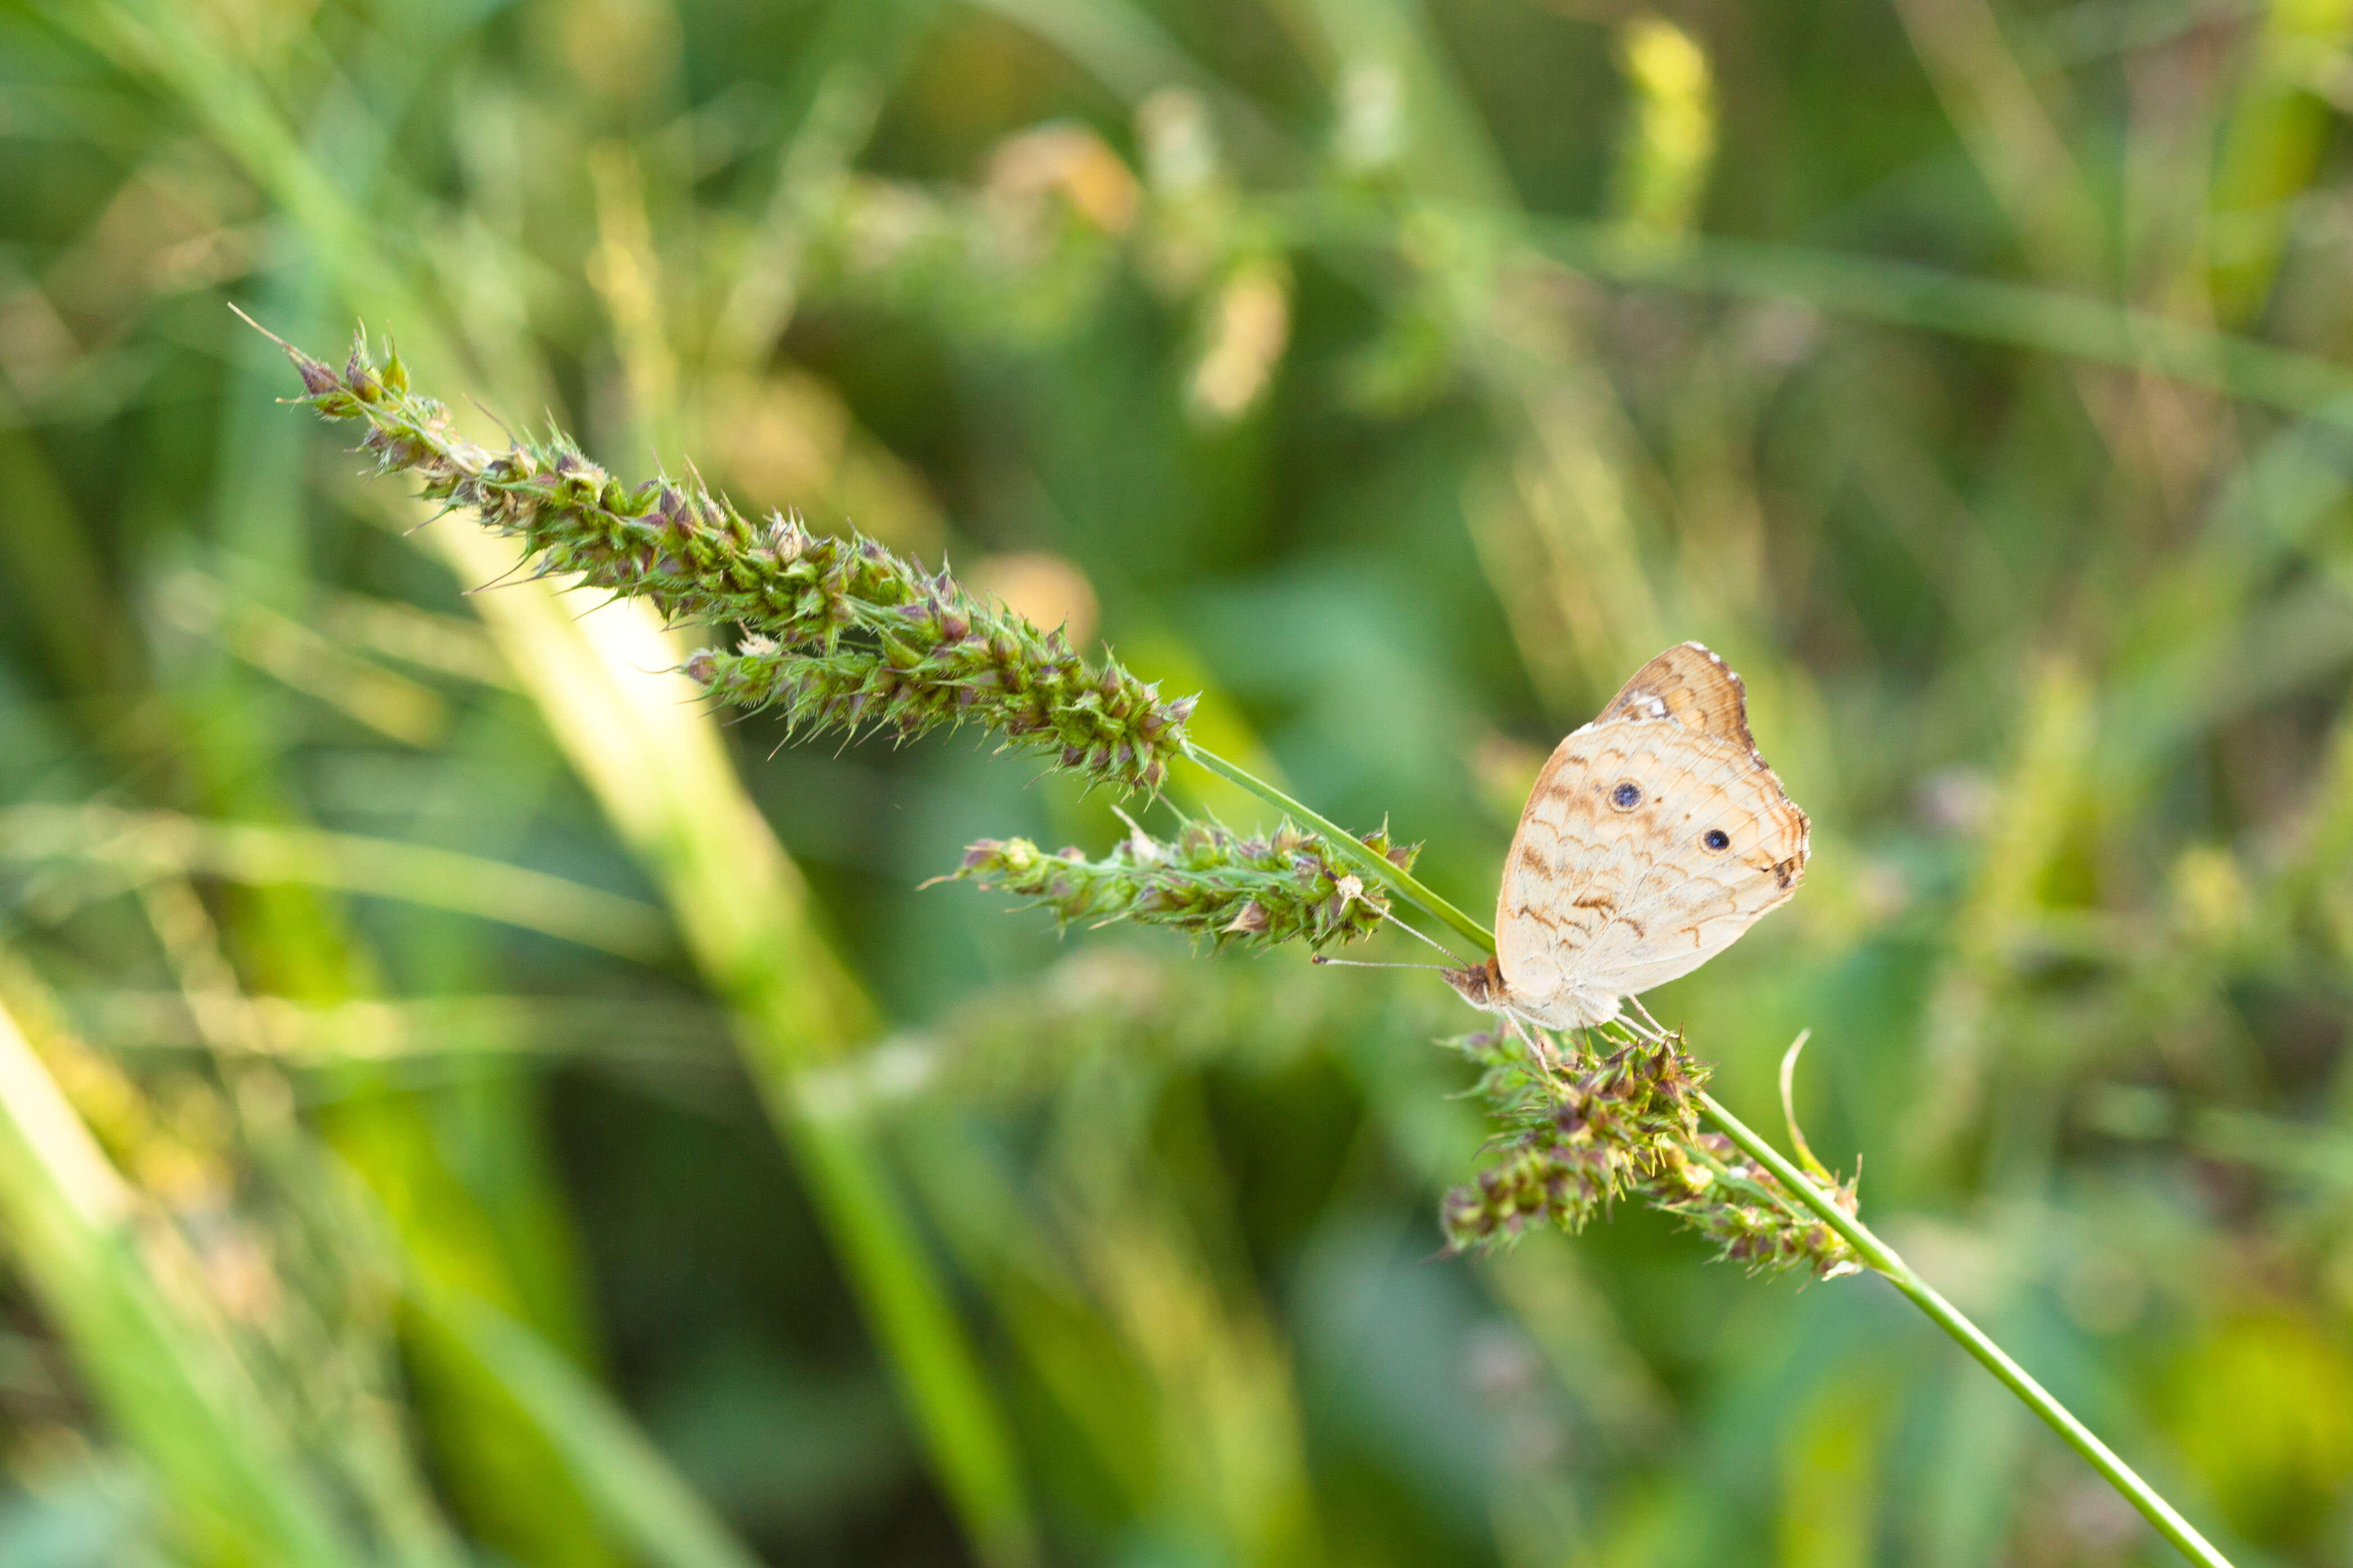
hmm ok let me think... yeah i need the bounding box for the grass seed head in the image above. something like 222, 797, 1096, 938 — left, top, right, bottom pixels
949, 817, 1397, 951
266, 327, 1199, 795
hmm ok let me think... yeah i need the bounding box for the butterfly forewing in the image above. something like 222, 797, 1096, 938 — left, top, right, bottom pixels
1492, 643, 1809, 1025
1595, 642, 1759, 749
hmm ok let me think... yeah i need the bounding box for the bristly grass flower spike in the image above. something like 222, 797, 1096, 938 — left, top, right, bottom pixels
250, 312, 1197, 795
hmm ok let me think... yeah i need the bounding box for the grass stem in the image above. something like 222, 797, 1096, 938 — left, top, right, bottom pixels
1694, 1092, 2233, 1568
1181, 742, 2234, 1568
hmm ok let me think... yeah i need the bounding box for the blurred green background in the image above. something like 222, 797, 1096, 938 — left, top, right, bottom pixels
5, 0, 2353, 1563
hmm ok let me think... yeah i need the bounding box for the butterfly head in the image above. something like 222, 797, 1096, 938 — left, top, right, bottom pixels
1441, 955, 1505, 1012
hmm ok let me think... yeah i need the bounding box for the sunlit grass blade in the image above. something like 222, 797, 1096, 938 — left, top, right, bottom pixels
153, 569, 450, 746
417, 1290, 767, 1568
1, 804, 673, 961
0, 984, 366, 1568
2205, 0, 2352, 324
21, 14, 708, 1560
62, 989, 723, 1069
423, 519, 1039, 1563
47, 7, 1045, 1539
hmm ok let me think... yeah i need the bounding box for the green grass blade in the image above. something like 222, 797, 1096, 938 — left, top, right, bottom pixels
433, 529, 1035, 1561
38, 14, 1043, 1544
0, 983, 366, 1568
1531, 217, 2353, 426
1, 804, 674, 961
419, 1290, 768, 1568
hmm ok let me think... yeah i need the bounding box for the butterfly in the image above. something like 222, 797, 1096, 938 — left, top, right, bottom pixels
1442, 643, 1809, 1031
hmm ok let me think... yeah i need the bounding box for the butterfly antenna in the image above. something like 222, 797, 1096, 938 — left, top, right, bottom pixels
1357, 899, 1465, 964
1309, 955, 1450, 971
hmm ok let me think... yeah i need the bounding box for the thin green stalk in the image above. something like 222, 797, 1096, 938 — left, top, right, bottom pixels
1696, 1092, 2231, 1568
1182, 743, 1491, 954
1181, 743, 2234, 1568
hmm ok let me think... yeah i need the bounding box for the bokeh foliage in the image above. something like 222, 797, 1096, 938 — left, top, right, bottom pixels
3, 0, 2353, 1565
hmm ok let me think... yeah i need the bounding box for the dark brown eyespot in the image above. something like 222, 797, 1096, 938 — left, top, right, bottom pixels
1702, 828, 1730, 851
1611, 781, 1641, 810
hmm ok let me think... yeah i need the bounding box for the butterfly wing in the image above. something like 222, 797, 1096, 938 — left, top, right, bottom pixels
1495, 646, 1808, 1023
1595, 641, 1758, 746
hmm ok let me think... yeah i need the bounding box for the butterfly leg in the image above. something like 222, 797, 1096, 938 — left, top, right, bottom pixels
1605, 1010, 1661, 1045
1504, 1013, 1565, 1078
1623, 994, 1674, 1042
